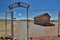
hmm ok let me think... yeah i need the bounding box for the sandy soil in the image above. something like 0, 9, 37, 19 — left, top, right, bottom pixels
0, 20, 60, 40
17, 21, 60, 40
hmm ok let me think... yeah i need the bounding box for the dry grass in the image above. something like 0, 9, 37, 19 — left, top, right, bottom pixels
0, 20, 59, 40
0, 20, 5, 36
29, 36, 60, 40
0, 20, 19, 39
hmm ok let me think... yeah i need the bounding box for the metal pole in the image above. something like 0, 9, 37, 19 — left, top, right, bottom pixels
58, 12, 59, 37
27, 8, 29, 40
58, 10, 60, 37
11, 11, 14, 40
5, 13, 7, 35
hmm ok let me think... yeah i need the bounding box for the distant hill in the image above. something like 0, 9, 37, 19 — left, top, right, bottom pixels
0, 19, 58, 22
50, 20, 58, 22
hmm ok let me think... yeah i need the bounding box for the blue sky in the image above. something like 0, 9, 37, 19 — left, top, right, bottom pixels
0, 0, 60, 20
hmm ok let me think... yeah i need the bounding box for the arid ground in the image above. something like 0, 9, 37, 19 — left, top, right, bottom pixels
0, 20, 60, 40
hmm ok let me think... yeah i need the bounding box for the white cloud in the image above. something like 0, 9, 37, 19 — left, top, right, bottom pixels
18, 13, 22, 16
14, 12, 17, 14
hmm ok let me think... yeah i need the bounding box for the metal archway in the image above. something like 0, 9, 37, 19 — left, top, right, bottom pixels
9, 2, 30, 40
